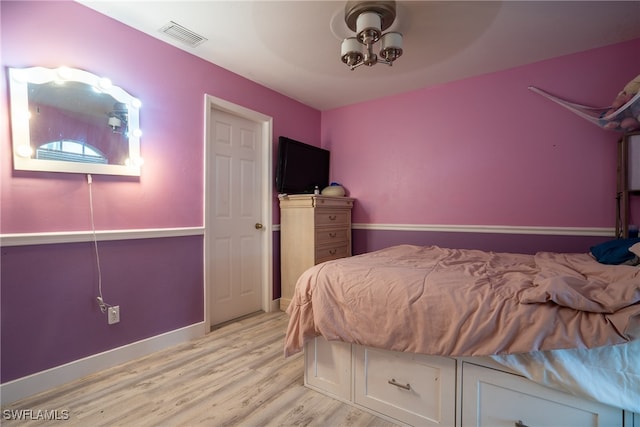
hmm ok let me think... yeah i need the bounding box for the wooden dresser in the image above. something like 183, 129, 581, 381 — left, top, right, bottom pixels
279, 195, 354, 311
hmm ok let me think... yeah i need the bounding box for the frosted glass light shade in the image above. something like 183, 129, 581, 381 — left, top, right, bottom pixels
381, 32, 402, 50
356, 11, 381, 42
341, 37, 363, 67
341, 37, 362, 56
108, 116, 121, 129
356, 11, 381, 33
380, 32, 403, 62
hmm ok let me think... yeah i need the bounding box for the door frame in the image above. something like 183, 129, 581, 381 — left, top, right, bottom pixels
203, 94, 274, 330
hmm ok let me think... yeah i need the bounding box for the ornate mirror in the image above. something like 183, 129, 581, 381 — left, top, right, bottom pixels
8, 66, 142, 176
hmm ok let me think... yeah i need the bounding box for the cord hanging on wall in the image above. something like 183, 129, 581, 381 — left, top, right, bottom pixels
88, 174, 106, 311
87, 174, 118, 322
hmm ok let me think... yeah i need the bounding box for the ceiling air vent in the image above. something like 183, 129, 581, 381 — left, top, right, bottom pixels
159, 21, 207, 47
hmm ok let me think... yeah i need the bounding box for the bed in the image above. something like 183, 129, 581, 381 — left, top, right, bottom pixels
284, 244, 640, 420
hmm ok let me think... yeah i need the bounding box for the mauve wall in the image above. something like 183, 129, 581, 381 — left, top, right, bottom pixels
324, 38, 640, 254
1, 1, 320, 383
1, 237, 203, 381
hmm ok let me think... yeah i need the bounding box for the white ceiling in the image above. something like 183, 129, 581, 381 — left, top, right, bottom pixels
77, 1, 640, 111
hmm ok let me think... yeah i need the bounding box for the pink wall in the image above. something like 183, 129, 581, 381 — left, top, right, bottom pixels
1, 1, 320, 234
0, 0, 320, 384
322, 38, 640, 228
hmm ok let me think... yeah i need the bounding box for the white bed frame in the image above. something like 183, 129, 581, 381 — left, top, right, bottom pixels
304, 337, 639, 427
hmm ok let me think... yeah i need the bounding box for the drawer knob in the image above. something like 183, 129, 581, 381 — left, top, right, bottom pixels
329, 249, 337, 255
328, 215, 337, 221
388, 378, 411, 391
329, 232, 337, 238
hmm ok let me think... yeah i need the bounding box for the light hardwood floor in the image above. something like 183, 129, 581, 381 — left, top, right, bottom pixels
1, 311, 397, 427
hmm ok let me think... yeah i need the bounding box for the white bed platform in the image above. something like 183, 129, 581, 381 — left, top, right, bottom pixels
304, 337, 639, 427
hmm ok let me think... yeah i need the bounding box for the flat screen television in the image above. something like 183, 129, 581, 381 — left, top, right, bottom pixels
275, 136, 330, 194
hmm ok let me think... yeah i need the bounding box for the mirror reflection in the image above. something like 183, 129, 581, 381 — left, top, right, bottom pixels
9, 66, 142, 176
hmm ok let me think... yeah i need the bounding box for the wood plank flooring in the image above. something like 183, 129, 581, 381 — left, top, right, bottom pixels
1, 311, 397, 427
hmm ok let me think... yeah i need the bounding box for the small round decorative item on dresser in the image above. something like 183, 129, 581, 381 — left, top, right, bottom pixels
321, 182, 346, 197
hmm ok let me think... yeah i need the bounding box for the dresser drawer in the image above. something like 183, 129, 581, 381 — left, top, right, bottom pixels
315, 227, 350, 245
354, 346, 456, 426
315, 210, 350, 227
314, 197, 354, 208
316, 243, 349, 263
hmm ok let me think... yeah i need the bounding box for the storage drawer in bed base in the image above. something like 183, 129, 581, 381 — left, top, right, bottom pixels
304, 337, 626, 427
304, 337, 455, 426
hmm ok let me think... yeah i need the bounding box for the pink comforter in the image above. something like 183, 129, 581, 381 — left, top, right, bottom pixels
284, 245, 640, 357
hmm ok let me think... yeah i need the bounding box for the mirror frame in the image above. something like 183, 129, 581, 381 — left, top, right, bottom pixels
8, 66, 142, 176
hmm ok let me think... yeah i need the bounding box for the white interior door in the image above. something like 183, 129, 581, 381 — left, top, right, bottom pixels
208, 107, 264, 326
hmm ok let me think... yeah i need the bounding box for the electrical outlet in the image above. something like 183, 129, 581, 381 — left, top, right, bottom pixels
108, 306, 120, 324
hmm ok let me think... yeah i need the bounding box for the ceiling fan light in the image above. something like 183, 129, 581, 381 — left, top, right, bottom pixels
341, 37, 361, 55
341, 37, 363, 66
108, 116, 122, 129
380, 32, 403, 62
356, 11, 381, 42
340, 1, 403, 70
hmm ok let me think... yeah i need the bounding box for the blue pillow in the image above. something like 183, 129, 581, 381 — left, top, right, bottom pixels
590, 238, 640, 265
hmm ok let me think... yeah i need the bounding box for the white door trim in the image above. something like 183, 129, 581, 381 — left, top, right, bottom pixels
203, 95, 274, 330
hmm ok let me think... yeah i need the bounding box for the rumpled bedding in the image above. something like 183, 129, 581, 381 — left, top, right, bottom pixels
284, 245, 640, 358
490, 339, 640, 413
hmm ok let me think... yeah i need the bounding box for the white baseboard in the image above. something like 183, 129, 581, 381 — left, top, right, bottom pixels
0, 322, 206, 405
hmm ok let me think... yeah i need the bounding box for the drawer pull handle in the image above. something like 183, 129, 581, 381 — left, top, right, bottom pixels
329, 249, 337, 255
515, 421, 529, 427
328, 215, 337, 221
388, 378, 411, 391
329, 232, 337, 238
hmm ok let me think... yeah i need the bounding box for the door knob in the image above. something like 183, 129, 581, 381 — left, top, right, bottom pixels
255, 223, 263, 229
